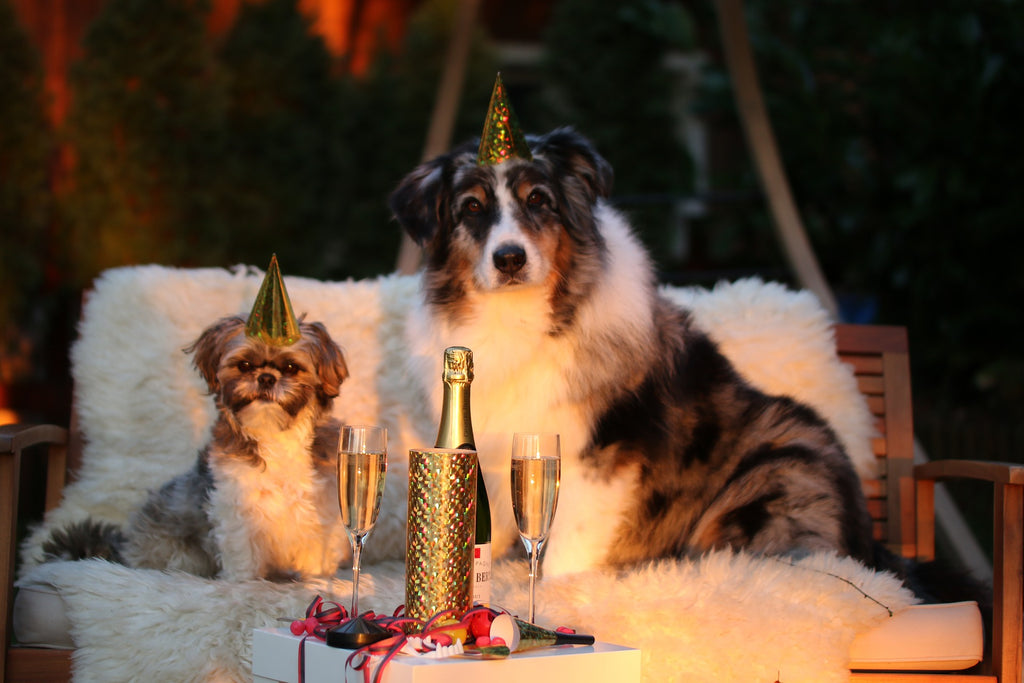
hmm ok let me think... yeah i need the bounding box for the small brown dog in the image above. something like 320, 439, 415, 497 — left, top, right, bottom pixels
45, 315, 350, 581
123, 315, 349, 580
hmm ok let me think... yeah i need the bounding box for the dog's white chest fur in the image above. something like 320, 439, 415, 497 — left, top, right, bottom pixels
405, 279, 641, 576
208, 418, 347, 580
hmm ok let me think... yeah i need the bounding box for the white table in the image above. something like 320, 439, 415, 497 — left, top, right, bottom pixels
252, 626, 642, 683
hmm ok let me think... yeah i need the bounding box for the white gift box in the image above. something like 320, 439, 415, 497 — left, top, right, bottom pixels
252, 627, 642, 683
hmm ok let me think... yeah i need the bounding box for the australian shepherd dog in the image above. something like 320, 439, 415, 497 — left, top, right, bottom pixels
390, 127, 879, 579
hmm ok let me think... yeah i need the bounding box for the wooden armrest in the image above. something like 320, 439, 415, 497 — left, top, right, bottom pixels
915, 458, 1024, 486
0, 423, 69, 454
0, 423, 69, 513
915, 458, 1024, 682
2, 423, 70, 682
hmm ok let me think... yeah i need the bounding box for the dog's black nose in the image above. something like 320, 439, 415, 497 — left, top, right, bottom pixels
493, 244, 527, 275
258, 373, 276, 389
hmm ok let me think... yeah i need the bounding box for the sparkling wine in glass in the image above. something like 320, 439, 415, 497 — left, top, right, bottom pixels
510, 432, 561, 624
337, 424, 387, 619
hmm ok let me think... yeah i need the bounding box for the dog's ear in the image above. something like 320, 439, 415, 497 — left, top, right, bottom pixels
531, 127, 614, 203
185, 316, 244, 392
389, 155, 449, 247
301, 321, 349, 402
530, 128, 613, 250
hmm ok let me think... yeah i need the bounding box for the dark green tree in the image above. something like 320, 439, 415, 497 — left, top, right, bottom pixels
703, 2, 1024, 408
537, 0, 697, 266
60, 0, 228, 287
216, 0, 349, 278
0, 0, 54, 384
335, 0, 498, 277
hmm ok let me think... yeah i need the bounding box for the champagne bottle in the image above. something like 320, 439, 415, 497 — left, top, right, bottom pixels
434, 346, 492, 606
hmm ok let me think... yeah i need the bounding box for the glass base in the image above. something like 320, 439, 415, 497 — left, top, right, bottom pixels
325, 616, 392, 649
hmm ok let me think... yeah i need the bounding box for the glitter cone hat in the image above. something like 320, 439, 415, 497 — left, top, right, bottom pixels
477, 72, 532, 165
246, 254, 301, 346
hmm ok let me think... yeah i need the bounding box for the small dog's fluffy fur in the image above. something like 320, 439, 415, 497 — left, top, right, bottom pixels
391, 127, 881, 578
45, 315, 350, 581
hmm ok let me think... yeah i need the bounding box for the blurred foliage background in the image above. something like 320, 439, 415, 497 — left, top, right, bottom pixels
0, 0, 52, 392
690, 0, 1024, 559
2, 0, 1023, 538
703, 2, 1024, 412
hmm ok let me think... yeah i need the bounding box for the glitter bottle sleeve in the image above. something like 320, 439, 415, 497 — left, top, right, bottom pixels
404, 447, 478, 621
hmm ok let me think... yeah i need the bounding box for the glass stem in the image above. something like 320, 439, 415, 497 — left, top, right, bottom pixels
351, 536, 363, 617
528, 540, 542, 624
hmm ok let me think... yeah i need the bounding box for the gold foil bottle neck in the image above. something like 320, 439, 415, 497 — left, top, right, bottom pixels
436, 346, 475, 452
442, 346, 474, 384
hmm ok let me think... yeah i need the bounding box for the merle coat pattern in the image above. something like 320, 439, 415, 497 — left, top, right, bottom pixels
391, 127, 878, 573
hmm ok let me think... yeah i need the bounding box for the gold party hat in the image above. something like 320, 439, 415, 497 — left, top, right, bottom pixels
477, 73, 532, 165
245, 254, 301, 346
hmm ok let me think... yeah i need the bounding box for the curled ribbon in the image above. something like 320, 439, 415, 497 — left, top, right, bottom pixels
289, 597, 589, 683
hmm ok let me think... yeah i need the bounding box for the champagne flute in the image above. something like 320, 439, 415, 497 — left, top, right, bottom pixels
510, 432, 561, 624
337, 425, 387, 619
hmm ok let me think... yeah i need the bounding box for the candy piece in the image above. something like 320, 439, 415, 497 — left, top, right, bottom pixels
467, 610, 494, 639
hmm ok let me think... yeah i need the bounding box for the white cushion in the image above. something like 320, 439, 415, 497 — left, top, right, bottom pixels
12, 580, 75, 649
849, 600, 983, 670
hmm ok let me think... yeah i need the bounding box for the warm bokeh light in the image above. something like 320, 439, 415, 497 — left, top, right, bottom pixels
12, 0, 416, 125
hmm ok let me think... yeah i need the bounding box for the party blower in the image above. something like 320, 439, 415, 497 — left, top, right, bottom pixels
486, 614, 595, 654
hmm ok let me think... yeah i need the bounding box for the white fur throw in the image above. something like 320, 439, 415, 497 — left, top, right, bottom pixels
26, 552, 911, 683
18, 265, 903, 682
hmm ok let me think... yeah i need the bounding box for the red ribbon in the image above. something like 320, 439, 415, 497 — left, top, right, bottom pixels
291, 596, 584, 683
292, 596, 422, 683
293, 596, 347, 682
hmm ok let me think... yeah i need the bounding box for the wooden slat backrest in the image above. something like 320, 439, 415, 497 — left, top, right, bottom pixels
834, 324, 917, 559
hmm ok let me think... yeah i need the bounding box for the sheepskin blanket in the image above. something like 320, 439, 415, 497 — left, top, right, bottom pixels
27, 552, 911, 683
18, 265, 904, 682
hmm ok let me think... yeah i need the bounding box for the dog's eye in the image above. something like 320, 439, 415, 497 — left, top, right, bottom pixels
526, 190, 548, 208
282, 362, 300, 376
237, 360, 253, 373
464, 198, 483, 214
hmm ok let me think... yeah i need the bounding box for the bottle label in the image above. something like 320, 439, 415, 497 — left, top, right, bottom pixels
473, 542, 492, 606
